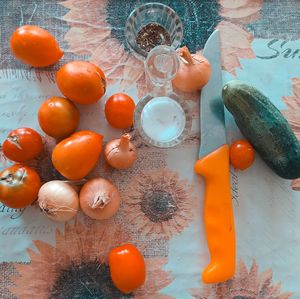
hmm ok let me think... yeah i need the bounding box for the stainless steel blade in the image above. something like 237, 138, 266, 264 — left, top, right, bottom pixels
199, 30, 226, 159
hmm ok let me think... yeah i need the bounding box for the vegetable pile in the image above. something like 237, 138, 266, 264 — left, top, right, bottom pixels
0, 24, 145, 295
3, 22, 294, 294
0, 25, 138, 214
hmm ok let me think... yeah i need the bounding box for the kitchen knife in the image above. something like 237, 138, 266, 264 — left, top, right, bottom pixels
194, 30, 236, 284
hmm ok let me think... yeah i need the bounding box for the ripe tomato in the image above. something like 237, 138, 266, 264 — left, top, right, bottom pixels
105, 93, 135, 129
109, 243, 146, 294
56, 61, 106, 105
2, 128, 43, 162
10, 25, 63, 67
38, 97, 80, 139
52, 130, 103, 180
0, 164, 41, 208
230, 139, 255, 170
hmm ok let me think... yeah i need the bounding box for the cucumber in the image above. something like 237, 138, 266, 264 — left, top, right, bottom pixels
222, 80, 300, 179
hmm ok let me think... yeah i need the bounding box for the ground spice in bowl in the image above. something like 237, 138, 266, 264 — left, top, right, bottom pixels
136, 23, 172, 53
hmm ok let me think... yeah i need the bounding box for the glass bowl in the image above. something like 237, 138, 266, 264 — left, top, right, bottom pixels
125, 3, 184, 60
134, 92, 192, 148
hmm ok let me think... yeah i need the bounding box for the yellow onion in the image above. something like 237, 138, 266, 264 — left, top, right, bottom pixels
79, 178, 121, 220
38, 180, 79, 222
172, 46, 211, 93
104, 134, 137, 169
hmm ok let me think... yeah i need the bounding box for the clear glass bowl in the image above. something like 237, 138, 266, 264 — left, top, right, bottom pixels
125, 3, 184, 60
134, 92, 192, 148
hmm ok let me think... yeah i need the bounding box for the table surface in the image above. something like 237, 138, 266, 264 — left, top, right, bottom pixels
1, 1, 300, 298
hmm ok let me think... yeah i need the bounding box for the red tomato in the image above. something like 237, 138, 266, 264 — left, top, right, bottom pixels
52, 130, 103, 180
10, 25, 63, 67
0, 164, 41, 208
230, 139, 255, 170
2, 128, 43, 162
105, 93, 135, 129
56, 61, 106, 105
38, 97, 80, 139
109, 243, 146, 294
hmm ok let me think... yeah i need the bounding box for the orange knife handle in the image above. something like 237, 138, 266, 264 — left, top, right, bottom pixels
194, 144, 236, 283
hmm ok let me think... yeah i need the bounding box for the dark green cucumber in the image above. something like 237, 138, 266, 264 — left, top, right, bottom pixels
222, 80, 300, 179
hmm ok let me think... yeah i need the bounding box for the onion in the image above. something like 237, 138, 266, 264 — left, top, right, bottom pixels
104, 134, 137, 169
79, 178, 121, 220
172, 46, 211, 93
38, 180, 79, 222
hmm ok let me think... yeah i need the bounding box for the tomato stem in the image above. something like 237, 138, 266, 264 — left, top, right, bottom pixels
7, 135, 22, 150
1, 174, 13, 182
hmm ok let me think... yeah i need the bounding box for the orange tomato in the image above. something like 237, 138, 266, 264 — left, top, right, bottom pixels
109, 244, 146, 294
52, 130, 103, 180
230, 139, 255, 170
105, 93, 135, 129
0, 164, 41, 208
56, 61, 106, 105
10, 25, 63, 67
2, 128, 43, 162
38, 97, 80, 139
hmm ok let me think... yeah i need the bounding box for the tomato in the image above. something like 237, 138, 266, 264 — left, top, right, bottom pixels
2, 128, 43, 162
38, 97, 80, 139
109, 244, 146, 294
52, 130, 103, 180
0, 164, 41, 208
230, 139, 255, 170
10, 25, 63, 67
56, 61, 106, 105
105, 93, 135, 129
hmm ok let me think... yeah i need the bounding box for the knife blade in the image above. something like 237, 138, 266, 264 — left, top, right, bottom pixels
194, 30, 236, 284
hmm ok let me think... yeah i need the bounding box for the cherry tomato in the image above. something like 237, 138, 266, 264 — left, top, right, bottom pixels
10, 25, 63, 67
2, 128, 43, 162
230, 139, 255, 170
0, 164, 41, 208
105, 93, 135, 129
56, 61, 106, 105
38, 97, 80, 139
109, 243, 146, 294
52, 130, 103, 180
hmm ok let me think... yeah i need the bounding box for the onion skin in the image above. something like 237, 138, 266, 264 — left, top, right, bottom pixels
79, 178, 121, 220
38, 180, 79, 222
172, 46, 211, 93
104, 134, 137, 169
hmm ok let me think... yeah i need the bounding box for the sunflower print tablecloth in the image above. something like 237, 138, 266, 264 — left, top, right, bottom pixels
1, 1, 300, 298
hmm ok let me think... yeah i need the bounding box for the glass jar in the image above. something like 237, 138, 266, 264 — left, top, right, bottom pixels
125, 3, 183, 60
